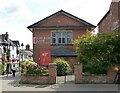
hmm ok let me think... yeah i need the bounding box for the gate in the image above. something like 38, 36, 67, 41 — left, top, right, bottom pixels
57, 74, 74, 84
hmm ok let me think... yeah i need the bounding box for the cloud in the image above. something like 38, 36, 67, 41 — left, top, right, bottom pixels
0, 0, 33, 47
0, 0, 31, 19
0, 0, 112, 48
4, 4, 18, 14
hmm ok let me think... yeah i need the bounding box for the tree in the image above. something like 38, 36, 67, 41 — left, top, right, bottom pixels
74, 30, 120, 74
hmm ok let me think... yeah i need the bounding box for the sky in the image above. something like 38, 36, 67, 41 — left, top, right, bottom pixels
0, 0, 112, 49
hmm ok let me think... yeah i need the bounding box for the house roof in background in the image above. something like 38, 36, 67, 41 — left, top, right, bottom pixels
51, 47, 77, 57
8, 39, 16, 46
27, 10, 96, 29
12, 40, 20, 46
0, 34, 19, 46
97, 10, 110, 25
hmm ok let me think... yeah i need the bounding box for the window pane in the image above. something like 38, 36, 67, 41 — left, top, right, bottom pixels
58, 38, 61, 43
62, 38, 65, 43
52, 38, 56, 44
67, 32, 72, 38
52, 32, 56, 37
62, 32, 67, 38
67, 38, 72, 44
57, 32, 61, 38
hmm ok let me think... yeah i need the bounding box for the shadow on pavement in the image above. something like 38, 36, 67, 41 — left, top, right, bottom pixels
1, 72, 21, 80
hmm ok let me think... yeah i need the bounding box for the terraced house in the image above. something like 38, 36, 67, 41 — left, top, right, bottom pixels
28, 10, 95, 69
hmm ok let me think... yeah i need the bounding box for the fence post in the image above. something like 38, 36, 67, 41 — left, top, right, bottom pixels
48, 63, 57, 84
74, 64, 82, 83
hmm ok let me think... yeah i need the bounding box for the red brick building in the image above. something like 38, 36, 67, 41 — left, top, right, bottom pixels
98, 0, 120, 32
27, 10, 95, 69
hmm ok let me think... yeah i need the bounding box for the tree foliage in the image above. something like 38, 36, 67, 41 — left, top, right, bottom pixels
74, 30, 120, 74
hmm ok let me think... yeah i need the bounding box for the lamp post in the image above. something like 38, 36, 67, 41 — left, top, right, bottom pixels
21, 43, 24, 62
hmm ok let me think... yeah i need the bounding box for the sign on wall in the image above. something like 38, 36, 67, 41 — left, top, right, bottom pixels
33, 36, 50, 44
40, 50, 51, 66
33, 37, 38, 44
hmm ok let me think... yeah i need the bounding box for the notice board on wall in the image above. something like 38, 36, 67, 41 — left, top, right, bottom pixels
40, 50, 51, 66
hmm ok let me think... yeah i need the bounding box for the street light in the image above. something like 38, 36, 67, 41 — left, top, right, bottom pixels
21, 43, 24, 62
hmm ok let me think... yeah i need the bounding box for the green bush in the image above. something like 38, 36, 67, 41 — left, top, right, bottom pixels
20, 63, 27, 74
74, 30, 120, 74
54, 58, 71, 76
21, 61, 48, 76
24, 60, 31, 65
0, 64, 4, 75
26, 65, 48, 76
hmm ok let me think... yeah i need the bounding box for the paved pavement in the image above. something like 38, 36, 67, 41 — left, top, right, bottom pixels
0, 72, 120, 92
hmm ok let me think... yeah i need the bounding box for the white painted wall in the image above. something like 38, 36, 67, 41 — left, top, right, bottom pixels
10, 46, 17, 60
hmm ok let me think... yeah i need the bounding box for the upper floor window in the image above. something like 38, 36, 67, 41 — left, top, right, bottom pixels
51, 30, 72, 45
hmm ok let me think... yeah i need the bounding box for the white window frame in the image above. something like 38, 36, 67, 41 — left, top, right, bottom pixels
51, 30, 73, 45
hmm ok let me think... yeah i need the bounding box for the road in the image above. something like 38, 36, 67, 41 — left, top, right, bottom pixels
0, 72, 119, 93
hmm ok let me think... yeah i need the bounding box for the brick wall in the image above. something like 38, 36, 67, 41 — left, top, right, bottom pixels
98, 2, 120, 32
74, 64, 82, 83
31, 10, 94, 68
34, 14, 86, 27
48, 63, 57, 84
33, 28, 87, 64
74, 64, 117, 84
20, 63, 57, 84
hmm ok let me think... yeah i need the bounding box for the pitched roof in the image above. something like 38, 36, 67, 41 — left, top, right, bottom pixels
27, 10, 96, 29
97, 10, 110, 25
51, 47, 77, 57
0, 34, 15, 46
12, 40, 20, 46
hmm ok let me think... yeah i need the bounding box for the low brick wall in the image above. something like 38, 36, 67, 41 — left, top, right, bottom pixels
20, 63, 57, 84
74, 64, 117, 84
21, 75, 49, 84
82, 75, 113, 83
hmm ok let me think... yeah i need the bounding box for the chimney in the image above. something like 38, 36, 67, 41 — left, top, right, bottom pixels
26, 44, 30, 50
5, 32, 9, 41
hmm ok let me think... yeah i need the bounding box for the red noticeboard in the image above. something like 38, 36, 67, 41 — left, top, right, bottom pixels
40, 51, 51, 66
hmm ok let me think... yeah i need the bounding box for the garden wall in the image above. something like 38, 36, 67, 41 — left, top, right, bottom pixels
74, 64, 118, 84
20, 63, 57, 84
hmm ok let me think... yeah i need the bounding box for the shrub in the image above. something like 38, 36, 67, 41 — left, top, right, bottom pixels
0, 64, 4, 75
74, 30, 120, 74
54, 58, 71, 76
21, 60, 48, 76
26, 65, 48, 76
20, 63, 27, 74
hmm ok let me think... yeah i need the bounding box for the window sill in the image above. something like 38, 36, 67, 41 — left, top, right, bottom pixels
51, 44, 73, 46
